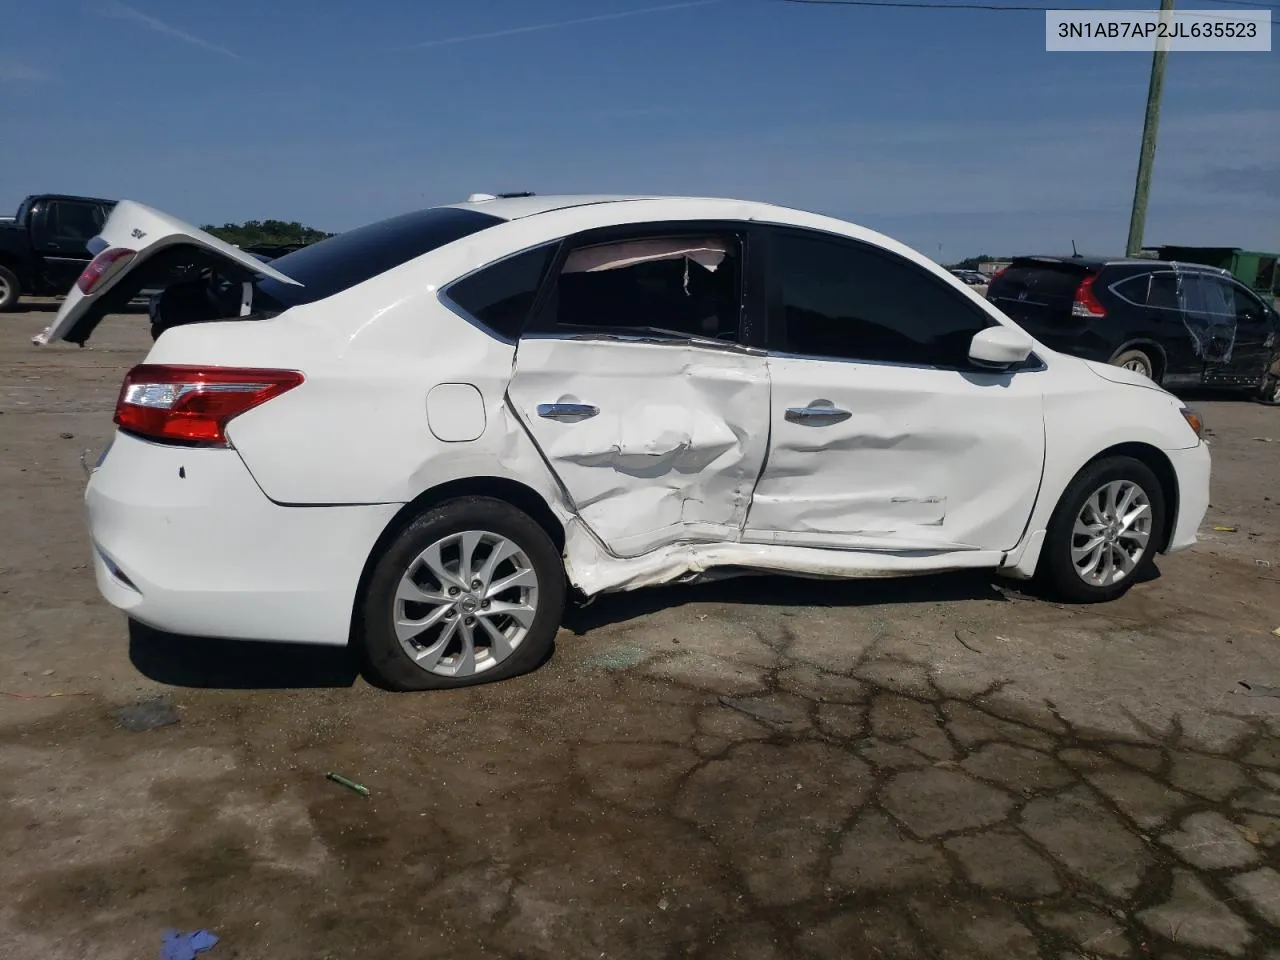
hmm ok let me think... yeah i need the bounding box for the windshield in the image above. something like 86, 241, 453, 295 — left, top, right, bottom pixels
255, 206, 504, 309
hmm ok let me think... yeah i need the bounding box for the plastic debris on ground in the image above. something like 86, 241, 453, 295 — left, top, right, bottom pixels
1213, 525, 1238, 533
160, 928, 218, 960
326, 772, 370, 797
1237, 681, 1280, 699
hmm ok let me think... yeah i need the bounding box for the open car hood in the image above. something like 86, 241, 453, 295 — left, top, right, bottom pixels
32, 200, 301, 346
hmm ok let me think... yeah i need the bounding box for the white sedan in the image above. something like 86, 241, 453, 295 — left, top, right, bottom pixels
37, 193, 1210, 690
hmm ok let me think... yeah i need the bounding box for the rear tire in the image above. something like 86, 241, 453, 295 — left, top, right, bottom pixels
0, 265, 20, 311
1038, 456, 1166, 604
359, 497, 566, 691
1110, 348, 1155, 381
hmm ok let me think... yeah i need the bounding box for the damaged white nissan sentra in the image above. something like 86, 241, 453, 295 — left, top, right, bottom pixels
36, 193, 1210, 690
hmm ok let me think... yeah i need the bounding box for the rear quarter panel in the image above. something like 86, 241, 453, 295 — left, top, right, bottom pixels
146, 301, 564, 510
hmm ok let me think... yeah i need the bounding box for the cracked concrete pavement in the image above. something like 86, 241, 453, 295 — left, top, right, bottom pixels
2, 309, 1279, 959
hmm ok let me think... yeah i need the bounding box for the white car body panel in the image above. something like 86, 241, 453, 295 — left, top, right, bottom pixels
50, 194, 1210, 646
745, 356, 1046, 552
88, 432, 398, 645
507, 337, 770, 558
33, 200, 299, 346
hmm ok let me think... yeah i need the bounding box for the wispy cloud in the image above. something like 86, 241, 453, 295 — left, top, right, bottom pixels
404, 0, 720, 50
98, 0, 240, 59
0, 60, 51, 83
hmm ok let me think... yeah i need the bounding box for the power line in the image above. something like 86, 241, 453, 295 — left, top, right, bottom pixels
1199, 0, 1278, 9
779, 0, 1079, 9
775, 0, 1278, 17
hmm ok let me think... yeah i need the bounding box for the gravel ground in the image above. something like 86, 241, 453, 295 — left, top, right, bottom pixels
2, 306, 1279, 960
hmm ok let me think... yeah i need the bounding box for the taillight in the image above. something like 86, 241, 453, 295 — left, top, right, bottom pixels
1072, 274, 1107, 318
989, 267, 1008, 284
114, 364, 304, 446
77, 248, 137, 295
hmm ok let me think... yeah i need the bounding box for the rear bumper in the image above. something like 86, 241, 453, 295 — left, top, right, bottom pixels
86, 431, 400, 645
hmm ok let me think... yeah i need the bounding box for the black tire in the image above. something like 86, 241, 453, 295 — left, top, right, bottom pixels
1256, 370, 1280, 406
1038, 456, 1166, 604
359, 496, 565, 691
1110, 348, 1156, 381
0, 265, 20, 311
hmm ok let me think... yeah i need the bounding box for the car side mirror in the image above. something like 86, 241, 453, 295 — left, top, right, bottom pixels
968, 325, 1035, 369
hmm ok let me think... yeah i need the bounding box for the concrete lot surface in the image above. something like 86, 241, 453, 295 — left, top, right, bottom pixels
2, 307, 1279, 959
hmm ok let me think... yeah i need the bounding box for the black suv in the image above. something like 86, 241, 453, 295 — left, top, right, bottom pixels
987, 256, 1280, 400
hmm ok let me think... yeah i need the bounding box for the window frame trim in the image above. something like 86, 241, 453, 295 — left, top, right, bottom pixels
760, 225, 1027, 373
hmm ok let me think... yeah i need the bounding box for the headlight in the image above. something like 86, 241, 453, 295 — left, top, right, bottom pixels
1180, 407, 1204, 440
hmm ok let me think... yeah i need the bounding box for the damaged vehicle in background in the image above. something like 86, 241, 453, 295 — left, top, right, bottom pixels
35, 194, 1210, 690
987, 256, 1280, 402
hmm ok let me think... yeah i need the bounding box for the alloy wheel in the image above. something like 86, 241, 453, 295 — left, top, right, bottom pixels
1071, 480, 1153, 587
1121, 357, 1151, 378
394, 530, 539, 677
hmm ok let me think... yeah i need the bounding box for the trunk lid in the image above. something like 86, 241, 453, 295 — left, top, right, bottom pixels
32, 200, 300, 346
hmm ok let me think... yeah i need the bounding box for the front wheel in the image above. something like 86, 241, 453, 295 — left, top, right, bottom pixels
359, 497, 566, 691
1038, 457, 1166, 603
0, 265, 20, 311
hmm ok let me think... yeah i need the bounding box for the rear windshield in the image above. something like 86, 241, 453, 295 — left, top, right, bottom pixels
988, 261, 1088, 302
255, 206, 503, 309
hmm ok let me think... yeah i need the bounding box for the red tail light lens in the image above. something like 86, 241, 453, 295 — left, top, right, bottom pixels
77, 248, 137, 295
114, 364, 304, 446
1072, 274, 1107, 318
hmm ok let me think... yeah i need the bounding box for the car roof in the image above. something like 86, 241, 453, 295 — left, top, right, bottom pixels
444, 194, 667, 220
24, 194, 115, 206
1007, 255, 1230, 276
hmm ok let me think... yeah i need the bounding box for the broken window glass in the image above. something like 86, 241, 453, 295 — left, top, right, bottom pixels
546, 235, 742, 342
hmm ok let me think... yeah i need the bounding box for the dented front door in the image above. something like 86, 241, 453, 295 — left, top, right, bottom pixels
507, 337, 770, 558
744, 358, 1046, 553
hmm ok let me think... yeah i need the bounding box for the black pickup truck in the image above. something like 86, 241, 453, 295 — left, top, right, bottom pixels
0, 194, 117, 310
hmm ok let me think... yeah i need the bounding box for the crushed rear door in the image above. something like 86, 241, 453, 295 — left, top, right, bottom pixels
32, 200, 300, 346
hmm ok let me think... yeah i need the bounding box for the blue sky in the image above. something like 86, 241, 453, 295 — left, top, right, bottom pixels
1, 0, 1276, 259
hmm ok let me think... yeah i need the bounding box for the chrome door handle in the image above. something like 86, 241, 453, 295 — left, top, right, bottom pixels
537, 402, 599, 422
785, 401, 851, 425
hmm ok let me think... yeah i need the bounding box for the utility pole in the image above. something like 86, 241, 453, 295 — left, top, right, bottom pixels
1125, 0, 1175, 256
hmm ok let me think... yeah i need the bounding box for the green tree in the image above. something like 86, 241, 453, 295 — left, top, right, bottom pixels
201, 219, 333, 249
949, 254, 994, 271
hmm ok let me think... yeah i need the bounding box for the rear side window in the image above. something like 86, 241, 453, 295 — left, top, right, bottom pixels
444, 244, 557, 341
255, 207, 502, 309
1112, 271, 1180, 310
